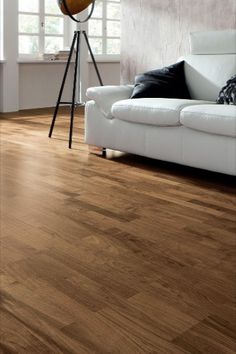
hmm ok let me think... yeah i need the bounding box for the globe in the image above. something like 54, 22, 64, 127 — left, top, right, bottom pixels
57, 0, 94, 15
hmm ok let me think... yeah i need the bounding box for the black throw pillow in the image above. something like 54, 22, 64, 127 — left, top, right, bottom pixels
131, 61, 191, 99
217, 75, 236, 105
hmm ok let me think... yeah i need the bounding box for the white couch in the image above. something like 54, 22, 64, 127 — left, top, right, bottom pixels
85, 30, 236, 175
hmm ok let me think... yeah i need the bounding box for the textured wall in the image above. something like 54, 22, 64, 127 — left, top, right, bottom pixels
121, 0, 236, 83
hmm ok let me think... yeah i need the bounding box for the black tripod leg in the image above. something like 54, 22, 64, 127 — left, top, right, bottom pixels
83, 31, 103, 86
69, 31, 80, 149
49, 31, 77, 138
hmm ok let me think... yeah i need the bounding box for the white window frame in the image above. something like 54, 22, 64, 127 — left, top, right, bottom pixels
18, 0, 70, 58
89, 0, 121, 60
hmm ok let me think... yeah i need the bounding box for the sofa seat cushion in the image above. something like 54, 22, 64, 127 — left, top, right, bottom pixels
111, 98, 214, 126
180, 105, 236, 137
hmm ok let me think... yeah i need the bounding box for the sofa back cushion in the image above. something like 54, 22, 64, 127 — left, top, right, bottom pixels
190, 30, 236, 55
183, 30, 236, 101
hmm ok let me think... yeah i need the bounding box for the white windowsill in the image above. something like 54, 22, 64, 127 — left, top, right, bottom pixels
18, 59, 75, 64
17, 58, 120, 64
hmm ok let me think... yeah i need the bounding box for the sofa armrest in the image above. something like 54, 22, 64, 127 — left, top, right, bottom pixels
86, 85, 134, 119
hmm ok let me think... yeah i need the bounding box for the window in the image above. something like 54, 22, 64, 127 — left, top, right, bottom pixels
0, 0, 3, 59
18, 0, 69, 57
88, 0, 121, 56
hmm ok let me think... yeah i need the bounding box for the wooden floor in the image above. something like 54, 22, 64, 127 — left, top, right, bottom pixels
0, 107, 236, 354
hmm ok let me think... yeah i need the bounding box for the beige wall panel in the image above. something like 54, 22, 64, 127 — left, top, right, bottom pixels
121, 0, 236, 83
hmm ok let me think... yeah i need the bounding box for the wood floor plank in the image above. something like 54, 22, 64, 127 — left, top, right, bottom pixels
173, 316, 236, 354
0, 107, 235, 353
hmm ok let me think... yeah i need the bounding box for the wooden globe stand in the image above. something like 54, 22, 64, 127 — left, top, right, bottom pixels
49, 0, 103, 149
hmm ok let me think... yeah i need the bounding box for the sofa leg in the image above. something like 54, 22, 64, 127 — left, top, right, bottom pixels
88, 145, 107, 157
102, 148, 107, 157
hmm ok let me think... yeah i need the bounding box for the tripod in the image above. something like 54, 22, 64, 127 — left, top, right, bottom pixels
48, 0, 103, 148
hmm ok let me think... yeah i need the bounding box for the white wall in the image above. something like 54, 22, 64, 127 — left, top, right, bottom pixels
18, 61, 120, 110
0, 63, 3, 111
88, 62, 120, 87
19, 62, 75, 110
